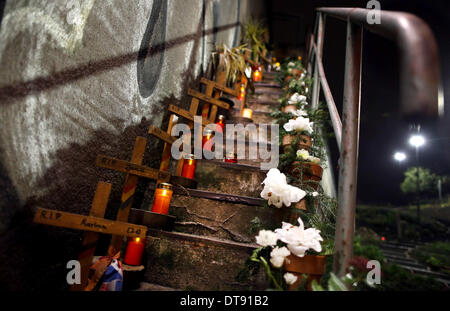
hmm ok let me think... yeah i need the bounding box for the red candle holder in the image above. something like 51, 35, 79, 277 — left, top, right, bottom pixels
215, 115, 225, 133
224, 152, 238, 163
238, 83, 246, 101
123, 237, 146, 266
181, 154, 197, 179
151, 183, 173, 215
252, 65, 262, 82
202, 129, 214, 152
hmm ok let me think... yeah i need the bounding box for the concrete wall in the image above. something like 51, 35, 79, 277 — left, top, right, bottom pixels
0, 0, 266, 290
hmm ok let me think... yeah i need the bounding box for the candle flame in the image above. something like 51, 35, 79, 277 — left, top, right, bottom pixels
135, 237, 141, 242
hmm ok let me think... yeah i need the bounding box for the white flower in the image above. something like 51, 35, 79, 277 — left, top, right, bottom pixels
308, 156, 320, 164
305, 87, 309, 94
296, 149, 310, 160
299, 72, 306, 80
245, 66, 252, 78
291, 109, 308, 117
270, 246, 291, 268
288, 68, 293, 73
260, 169, 306, 208
296, 149, 320, 163
311, 192, 319, 197
255, 230, 278, 247
284, 273, 298, 285
283, 117, 314, 134
288, 93, 307, 105
275, 217, 323, 257
287, 62, 295, 68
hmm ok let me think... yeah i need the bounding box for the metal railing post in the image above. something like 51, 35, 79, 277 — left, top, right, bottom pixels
311, 13, 325, 109
333, 21, 363, 277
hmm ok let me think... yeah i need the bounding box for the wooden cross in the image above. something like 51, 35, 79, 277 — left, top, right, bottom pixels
148, 81, 234, 178
33, 180, 148, 291
95, 136, 171, 255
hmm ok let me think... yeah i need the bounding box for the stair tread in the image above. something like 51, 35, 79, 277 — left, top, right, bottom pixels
149, 183, 265, 206
146, 228, 259, 250
198, 159, 267, 172
136, 282, 180, 291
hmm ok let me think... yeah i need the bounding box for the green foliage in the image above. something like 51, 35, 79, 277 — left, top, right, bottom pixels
212, 43, 250, 85
356, 205, 450, 241
353, 235, 385, 263
411, 242, 450, 275
311, 273, 349, 291
401, 166, 439, 198
242, 19, 268, 63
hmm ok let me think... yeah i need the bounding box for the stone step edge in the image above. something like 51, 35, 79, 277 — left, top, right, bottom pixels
146, 228, 259, 252
232, 107, 272, 116
198, 159, 268, 172
136, 282, 180, 291
148, 184, 265, 206
247, 99, 280, 106
254, 82, 281, 88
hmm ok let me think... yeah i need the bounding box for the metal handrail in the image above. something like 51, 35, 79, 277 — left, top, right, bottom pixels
307, 7, 441, 277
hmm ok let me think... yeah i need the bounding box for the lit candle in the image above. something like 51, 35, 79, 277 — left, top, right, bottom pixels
215, 115, 225, 133
242, 108, 253, 120
202, 129, 214, 151
181, 154, 197, 179
238, 83, 246, 101
123, 237, 145, 266
151, 183, 173, 215
224, 152, 238, 163
253, 68, 262, 82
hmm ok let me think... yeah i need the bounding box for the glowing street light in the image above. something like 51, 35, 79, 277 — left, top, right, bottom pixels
393, 152, 406, 162
409, 135, 425, 148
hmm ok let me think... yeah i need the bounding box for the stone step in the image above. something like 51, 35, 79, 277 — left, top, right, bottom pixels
142, 229, 268, 290
248, 92, 280, 102
384, 257, 425, 269
254, 81, 281, 88
231, 108, 272, 124
136, 282, 179, 291
141, 184, 303, 243
254, 87, 283, 96
246, 100, 278, 113
381, 251, 411, 261
195, 159, 266, 197
395, 264, 450, 282
168, 193, 302, 243
380, 243, 412, 252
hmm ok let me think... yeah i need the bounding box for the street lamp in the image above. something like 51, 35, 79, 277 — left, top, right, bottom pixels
409, 135, 425, 149
393, 152, 406, 162
409, 134, 425, 223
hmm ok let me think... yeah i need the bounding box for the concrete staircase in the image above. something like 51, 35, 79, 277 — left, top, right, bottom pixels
380, 241, 450, 286
137, 70, 301, 290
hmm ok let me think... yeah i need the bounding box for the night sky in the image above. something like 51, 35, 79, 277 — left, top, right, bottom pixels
269, 0, 450, 204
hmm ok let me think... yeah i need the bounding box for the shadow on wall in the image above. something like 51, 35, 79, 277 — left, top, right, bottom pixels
0, 5, 210, 290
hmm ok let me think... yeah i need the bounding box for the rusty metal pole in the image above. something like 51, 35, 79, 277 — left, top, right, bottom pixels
333, 20, 363, 277
311, 13, 325, 110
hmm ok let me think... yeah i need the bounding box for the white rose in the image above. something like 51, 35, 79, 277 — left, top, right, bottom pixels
297, 149, 309, 160
283, 117, 314, 134
270, 246, 291, 268
260, 169, 306, 208
255, 230, 278, 247
284, 272, 298, 285
275, 217, 323, 257
307, 155, 321, 164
